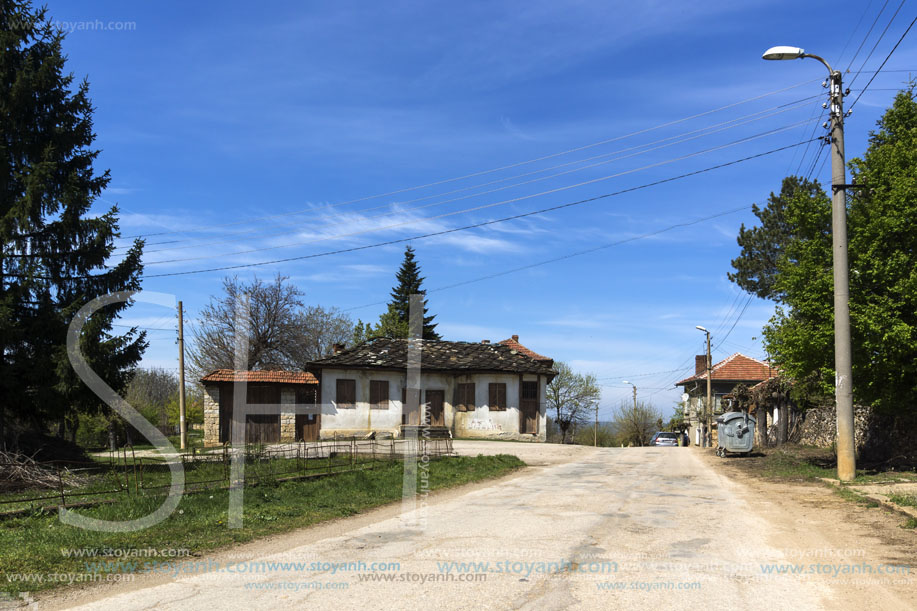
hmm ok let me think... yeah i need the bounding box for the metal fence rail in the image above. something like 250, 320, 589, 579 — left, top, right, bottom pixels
0, 436, 455, 516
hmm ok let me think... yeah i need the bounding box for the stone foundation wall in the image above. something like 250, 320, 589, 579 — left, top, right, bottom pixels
203, 385, 220, 447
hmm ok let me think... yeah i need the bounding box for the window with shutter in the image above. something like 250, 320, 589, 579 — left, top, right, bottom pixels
488, 383, 507, 411
454, 382, 475, 411
336, 379, 356, 408
370, 380, 390, 409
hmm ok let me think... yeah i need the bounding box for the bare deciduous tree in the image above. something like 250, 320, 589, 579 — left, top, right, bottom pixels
189, 275, 352, 376
613, 400, 661, 447
125, 368, 178, 428
546, 362, 601, 444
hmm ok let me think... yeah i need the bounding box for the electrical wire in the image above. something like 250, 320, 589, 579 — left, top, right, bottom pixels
127, 139, 811, 278
128, 98, 819, 256
848, 0, 907, 89
850, 13, 917, 112
116, 79, 823, 241
144, 121, 816, 267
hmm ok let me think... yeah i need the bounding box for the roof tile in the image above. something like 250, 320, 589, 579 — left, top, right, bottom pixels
310, 338, 556, 376
200, 369, 318, 384
675, 353, 776, 386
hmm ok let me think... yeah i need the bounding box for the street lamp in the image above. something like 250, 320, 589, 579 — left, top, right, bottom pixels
762, 45, 855, 481
695, 326, 712, 448
622, 380, 637, 410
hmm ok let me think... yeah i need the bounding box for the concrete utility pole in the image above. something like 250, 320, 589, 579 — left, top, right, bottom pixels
622, 380, 637, 410
178, 300, 187, 451
762, 46, 855, 481
594, 401, 598, 447
696, 326, 712, 448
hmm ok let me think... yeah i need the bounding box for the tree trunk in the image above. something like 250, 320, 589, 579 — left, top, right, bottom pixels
777, 399, 788, 446
68, 415, 78, 445
755, 405, 768, 449
108, 420, 117, 452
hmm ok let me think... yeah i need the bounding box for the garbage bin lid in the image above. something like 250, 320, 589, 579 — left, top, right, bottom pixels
717, 411, 756, 425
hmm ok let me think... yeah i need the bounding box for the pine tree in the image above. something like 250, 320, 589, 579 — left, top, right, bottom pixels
387, 245, 440, 339
0, 1, 146, 446
353, 246, 440, 342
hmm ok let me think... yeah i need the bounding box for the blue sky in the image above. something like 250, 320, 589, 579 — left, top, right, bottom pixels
45, 0, 917, 419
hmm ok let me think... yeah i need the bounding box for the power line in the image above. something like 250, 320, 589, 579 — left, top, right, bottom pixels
712, 294, 755, 350
850, 13, 917, 112
128, 98, 819, 256
145, 120, 816, 267
849, 0, 907, 89
846, 0, 892, 85
838, 0, 878, 70
117, 79, 822, 241
139, 139, 815, 279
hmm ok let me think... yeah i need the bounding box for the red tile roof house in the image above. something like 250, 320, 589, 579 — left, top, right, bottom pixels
308, 335, 556, 441
200, 370, 320, 446
675, 353, 776, 446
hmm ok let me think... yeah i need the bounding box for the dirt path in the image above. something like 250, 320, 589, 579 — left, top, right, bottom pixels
36, 444, 916, 610
697, 449, 917, 608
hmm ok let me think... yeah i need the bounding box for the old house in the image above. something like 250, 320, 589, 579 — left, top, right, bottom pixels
309, 335, 556, 441
675, 353, 775, 446
201, 370, 320, 446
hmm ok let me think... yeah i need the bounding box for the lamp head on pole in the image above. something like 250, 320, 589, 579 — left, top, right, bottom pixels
695, 325, 708, 333
762, 46, 805, 60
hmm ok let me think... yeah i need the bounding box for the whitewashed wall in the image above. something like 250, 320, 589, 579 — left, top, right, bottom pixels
318, 368, 547, 441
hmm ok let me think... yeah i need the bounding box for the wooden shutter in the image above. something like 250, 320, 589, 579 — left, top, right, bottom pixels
455, 382, 475, 411
488, 383, 506, 411
336, 379, 356, 408
246, 384, 280, 405
370, 380, 389, 409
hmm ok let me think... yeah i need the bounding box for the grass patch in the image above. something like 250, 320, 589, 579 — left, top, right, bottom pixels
0, 454, 524, 595
902, 517, 917, 529
888, 493, 917, 507
719, 445, 917, 485
756, 450, 836, 482
832, 486, 879, 508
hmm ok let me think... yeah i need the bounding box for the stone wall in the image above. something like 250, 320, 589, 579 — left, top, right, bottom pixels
796, 404, 917, 466
280, 388, 296, 442
203, 385, 220, 447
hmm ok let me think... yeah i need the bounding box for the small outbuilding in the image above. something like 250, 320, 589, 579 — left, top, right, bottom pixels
201, 369, 320, 446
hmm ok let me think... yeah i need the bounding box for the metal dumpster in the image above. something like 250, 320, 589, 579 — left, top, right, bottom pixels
715, 412, 756, 457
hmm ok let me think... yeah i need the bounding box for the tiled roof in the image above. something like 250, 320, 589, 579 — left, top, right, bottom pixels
310, 338, 556, 376
200, 369, 318, 384
675, 353, 776, 386
498, 337, 552, 362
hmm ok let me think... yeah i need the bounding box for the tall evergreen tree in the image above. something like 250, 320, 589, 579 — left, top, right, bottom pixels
0, 1, 145, 446
353, 246, 440, 342
387, 245, 440, 339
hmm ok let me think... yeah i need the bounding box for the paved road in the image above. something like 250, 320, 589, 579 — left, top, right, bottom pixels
50, 443, 907, 610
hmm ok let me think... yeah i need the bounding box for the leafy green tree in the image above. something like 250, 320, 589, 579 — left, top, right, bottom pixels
732, 85, 917, 413
546, 362, 600, 443
0, 1, 145, 446
355, 246, 440, 342
729, 176, 828, 300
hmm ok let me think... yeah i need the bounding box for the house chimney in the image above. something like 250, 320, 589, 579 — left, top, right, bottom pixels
695, 355, 707, 375
481, 340, 490, 344
333, 343, 345, 355
512, 334, 519, 342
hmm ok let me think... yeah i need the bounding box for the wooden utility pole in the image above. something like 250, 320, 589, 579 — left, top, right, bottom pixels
178, 300, 187, 450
